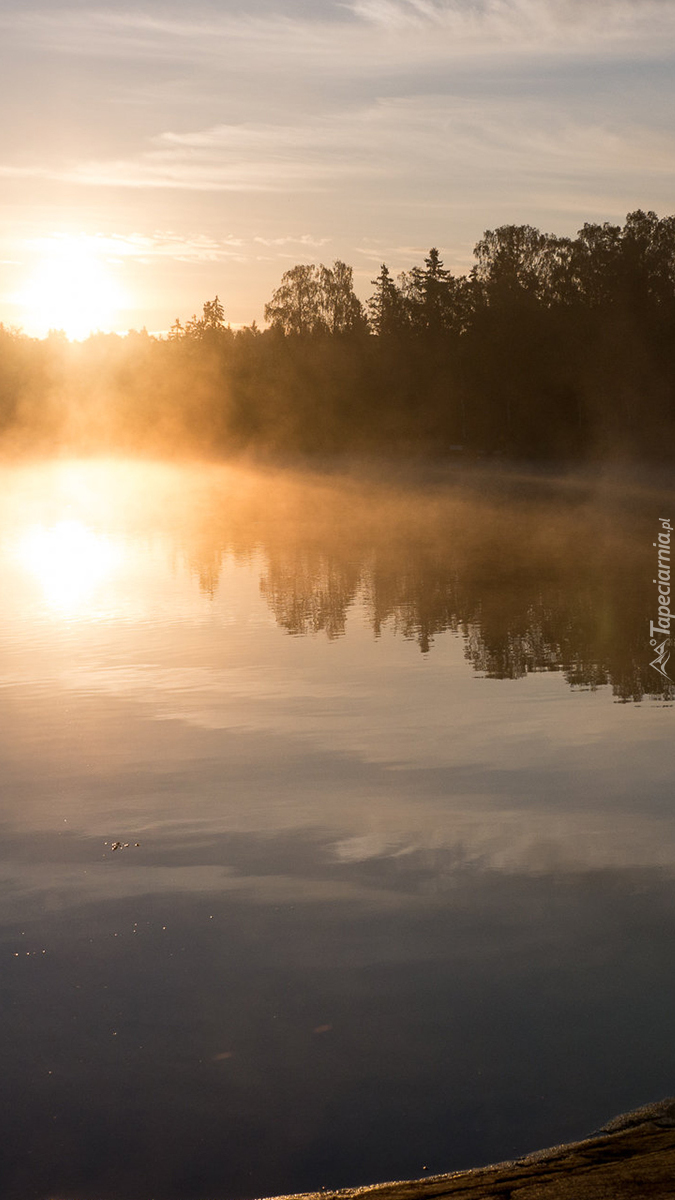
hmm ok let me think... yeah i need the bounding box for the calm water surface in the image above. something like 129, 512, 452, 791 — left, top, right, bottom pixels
0, 458, 674, 1200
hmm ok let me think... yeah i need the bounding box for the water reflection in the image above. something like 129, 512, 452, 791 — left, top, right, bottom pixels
2, 458, 670, 700
0, 458, 674, 1200
16, 519, 122, 613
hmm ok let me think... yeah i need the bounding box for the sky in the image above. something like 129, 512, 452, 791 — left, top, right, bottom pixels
0, 0, 675, 335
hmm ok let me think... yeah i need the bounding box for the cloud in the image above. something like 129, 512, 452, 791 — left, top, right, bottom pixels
23, 231, 245, 262
253, 234, 332, 247
2, 1, 674, 209
2, 98, 672, 201
346, 0, 675, 57
0, 116, 385, 193
2, 0, 675, 71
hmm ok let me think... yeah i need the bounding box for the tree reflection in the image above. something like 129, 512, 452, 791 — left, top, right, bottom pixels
260, 553, 360, 639
174, 467, 674, 703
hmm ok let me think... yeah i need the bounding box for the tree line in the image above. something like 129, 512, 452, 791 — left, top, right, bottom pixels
1, 208, 675, 458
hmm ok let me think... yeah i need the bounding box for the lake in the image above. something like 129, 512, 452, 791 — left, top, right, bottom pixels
0, 457, 673, 1200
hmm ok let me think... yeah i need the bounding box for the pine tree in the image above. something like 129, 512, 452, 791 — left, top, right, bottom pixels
367, 264, 407, 336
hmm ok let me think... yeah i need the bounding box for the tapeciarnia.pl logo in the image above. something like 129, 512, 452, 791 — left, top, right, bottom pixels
649, 517, 673, 683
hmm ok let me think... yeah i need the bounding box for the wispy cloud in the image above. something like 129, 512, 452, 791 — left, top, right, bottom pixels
3, 0, 675, 69
346, 0, 675, 56
253, 234, 332, 247
2, 98, 673, 198
0, 117, 384, 192
21, 231, 245, 263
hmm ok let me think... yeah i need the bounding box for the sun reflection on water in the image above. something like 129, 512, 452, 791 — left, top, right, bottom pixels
17, 519, 122, 614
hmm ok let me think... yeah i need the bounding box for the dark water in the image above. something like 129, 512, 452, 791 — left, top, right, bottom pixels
0, 459, 673, 1200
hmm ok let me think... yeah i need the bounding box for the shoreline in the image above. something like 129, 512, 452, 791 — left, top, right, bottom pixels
263, 1100, 675, 1200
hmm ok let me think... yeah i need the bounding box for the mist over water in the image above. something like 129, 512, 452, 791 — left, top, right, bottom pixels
0, 458, 674, 1200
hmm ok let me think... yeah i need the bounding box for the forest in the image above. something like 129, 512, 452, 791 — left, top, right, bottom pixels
1, 208, 675, 459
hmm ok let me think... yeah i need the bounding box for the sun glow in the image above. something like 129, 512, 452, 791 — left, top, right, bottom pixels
16, 235, 127, 339
17, 520, 122, 613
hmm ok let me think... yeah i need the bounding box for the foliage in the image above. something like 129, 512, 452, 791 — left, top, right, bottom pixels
264, 261, 367, 335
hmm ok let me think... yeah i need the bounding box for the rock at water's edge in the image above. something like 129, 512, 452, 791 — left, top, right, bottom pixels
262, 1099, 675, 1200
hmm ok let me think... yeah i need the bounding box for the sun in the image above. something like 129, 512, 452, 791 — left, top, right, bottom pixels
16, 235, 127, 340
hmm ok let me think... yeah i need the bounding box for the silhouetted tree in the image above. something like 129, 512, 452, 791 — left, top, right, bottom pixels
264, 262, 366, 336
473, 224, 549, 302
367, 265, 408, 336
264, 265, 326, 335
319, 261, 368, 334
